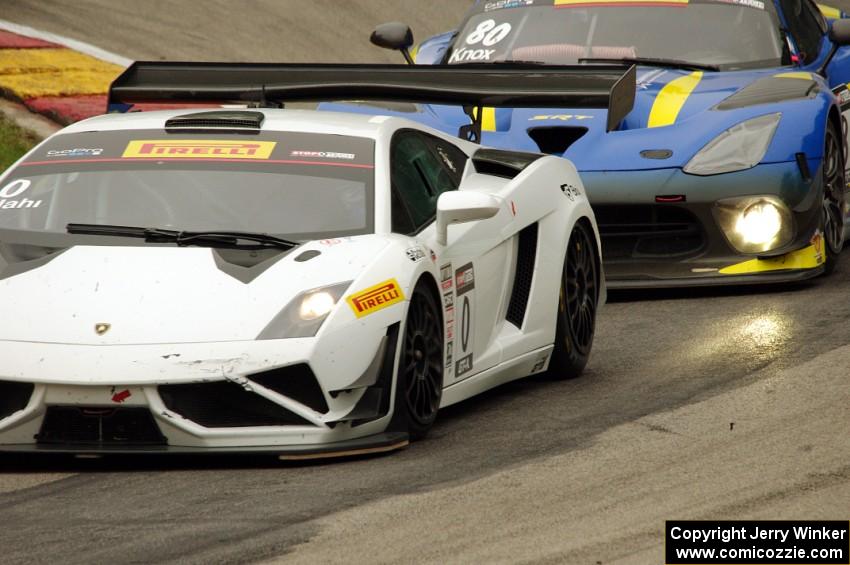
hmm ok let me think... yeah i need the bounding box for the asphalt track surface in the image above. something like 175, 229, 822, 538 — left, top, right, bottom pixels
0, 2, 849, 564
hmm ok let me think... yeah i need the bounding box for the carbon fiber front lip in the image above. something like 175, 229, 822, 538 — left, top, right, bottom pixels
0, 431, 410, 459
607, 265, 823, 290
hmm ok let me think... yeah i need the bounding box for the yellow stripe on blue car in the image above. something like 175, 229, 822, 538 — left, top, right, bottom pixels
648, 71, 703, 128
817, 3, 842, 19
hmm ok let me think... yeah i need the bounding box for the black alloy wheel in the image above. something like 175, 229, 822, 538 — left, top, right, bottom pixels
548, 221, 599, 380
822, 122, 845, 274
397, 282, 443, 440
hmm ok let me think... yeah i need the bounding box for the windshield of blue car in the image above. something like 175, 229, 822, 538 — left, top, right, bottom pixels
447, 1, 785, 70
0, 130, 375, 241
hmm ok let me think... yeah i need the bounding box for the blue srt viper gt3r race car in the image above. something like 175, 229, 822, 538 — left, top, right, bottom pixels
359, 0, 850, 288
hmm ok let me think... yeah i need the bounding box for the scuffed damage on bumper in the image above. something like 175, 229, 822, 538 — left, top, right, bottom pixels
0, 326, 407, 457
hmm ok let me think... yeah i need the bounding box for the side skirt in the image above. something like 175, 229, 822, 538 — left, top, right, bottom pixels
439, 345, 555, 409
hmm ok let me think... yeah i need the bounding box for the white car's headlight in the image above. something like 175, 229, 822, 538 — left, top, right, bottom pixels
257, 281, 352, 340
299, 291, 338, 321
684, 113, 781, 176
713, 196, 794, 254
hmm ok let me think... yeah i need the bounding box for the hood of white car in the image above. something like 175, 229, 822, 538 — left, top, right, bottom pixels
0, 237, 389, 345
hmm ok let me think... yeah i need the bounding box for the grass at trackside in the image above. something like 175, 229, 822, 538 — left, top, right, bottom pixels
0, 112, 38, 173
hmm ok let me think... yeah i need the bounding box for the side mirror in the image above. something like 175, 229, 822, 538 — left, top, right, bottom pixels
830, 20, 850, 46
436, 192, 501, 246
370, 22, 415, 64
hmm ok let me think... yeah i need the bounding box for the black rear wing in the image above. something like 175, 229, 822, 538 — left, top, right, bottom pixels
107, 63, 636, 141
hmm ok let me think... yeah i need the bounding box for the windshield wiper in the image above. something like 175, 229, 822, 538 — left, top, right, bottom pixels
66, 223, 300, 250
579, 57, 720, 72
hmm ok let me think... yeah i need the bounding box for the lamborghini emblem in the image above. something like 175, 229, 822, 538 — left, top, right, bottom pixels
95, 323, 111, 336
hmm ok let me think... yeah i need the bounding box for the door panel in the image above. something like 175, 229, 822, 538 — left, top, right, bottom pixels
426, 208, 514, 384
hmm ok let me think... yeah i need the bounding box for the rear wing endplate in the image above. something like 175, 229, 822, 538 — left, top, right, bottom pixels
108, 63, 636, 141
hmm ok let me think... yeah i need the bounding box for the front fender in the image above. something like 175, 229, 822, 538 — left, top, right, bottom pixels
415, 31, 456, 64
314, 236, 440, 391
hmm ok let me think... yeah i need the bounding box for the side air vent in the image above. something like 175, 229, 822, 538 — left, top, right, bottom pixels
506, 223, 539, 328
0, 380, 34, 420
248, 364, 329, 414
158, 381, 313, 428
472, 148, 543, 179
165, 110, 265, 131
527, 127, 588, 155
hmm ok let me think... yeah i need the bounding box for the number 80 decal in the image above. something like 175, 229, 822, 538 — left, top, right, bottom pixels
449, 19, 512, 64
465, 19, 512, 47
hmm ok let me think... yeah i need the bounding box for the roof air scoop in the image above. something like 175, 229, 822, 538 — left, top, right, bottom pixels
527, 126, 588, 155
164, 110, 265, 132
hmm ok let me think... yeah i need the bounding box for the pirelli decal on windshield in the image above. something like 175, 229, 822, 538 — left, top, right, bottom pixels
123, 140, 277, 160
347, 279, 406, 318
555, 0, 688, 5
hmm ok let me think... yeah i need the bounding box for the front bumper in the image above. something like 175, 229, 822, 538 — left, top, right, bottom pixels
582, 162, 826, 288
0, 327, 404, 455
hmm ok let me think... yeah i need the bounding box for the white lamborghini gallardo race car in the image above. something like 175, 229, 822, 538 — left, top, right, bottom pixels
0, 64, 630, 457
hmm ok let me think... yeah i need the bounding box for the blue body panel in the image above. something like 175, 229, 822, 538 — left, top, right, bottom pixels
327, 65, 835, 172
325, 1, 850, 285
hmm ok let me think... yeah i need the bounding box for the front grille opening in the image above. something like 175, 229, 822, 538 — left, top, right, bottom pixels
248, 364, 329, 414
158, 381, 313, 428
527, 127, 588, 155
36, 407, 166, 445
506, 223, 539, 328
595, 205, 706, 261
0, 381, 34, 420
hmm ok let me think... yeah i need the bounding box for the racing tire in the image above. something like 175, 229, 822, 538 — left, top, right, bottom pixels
821, 121, 845, 276
395, 281, 444, 440
547, 220, 599, 380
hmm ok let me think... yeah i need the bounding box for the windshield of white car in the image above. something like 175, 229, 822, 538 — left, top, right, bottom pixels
0, 130, 375, 241
446, 2, 786, 71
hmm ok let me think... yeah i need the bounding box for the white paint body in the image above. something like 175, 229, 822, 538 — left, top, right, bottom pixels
0, 109, 604, 451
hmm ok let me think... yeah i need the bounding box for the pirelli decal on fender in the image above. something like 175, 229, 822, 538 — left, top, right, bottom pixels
347, 279, 406, 318
123, 140, 277, 160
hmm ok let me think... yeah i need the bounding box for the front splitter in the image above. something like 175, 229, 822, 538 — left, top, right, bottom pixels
607, 266, 824, 290
0, 431, 410, 460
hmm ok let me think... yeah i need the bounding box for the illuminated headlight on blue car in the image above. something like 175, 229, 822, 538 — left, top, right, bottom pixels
713, 196, 794, 254
684, 113, 782, 176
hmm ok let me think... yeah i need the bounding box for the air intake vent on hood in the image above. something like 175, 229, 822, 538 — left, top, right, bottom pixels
527, 127, 588, 155
715, 77, 819, 110
165, 110, 265, 131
